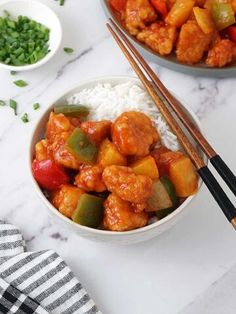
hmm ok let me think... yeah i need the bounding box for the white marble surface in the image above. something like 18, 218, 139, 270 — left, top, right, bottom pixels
0, 1, 236, 313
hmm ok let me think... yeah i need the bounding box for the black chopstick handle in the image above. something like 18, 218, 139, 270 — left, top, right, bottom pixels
198, 166, 236, 222
210, 155, 236, 197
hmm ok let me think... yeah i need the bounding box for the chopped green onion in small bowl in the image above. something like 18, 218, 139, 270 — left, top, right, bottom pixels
0, 0, 62, 71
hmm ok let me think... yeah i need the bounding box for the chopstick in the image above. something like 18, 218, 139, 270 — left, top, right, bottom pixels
106, 21, 236, 230
109, 19, 236, 199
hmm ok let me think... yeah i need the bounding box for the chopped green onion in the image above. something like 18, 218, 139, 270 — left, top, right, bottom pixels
64, 47, 74, 54
9, 99, 17, 115
10, 71, 17, 75
33, 102, 40, 110
60, 0, 65, 5
0, 12, 50, 66
13, 80, 28, 87
4, 10, 10, 17
21, 113, 29, 123
0, 100, 6, 106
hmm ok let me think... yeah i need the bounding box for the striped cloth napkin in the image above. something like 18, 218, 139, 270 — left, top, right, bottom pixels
0, 220, 102, 314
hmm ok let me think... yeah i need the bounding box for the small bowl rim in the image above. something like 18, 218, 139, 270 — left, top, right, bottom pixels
29, 75, 205, 238
100, 0, 236, 77
0, 0, 62, 72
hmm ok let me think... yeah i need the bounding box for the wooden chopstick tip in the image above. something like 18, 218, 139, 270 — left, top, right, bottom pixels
231, 217, 236, 230
106, 22, 112, 31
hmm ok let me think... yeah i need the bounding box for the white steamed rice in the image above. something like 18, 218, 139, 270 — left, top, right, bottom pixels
67, 82, 180, 151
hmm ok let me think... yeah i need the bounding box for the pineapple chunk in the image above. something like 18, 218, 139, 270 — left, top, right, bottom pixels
98, 139, 127, 167
157, 151, 183, 176
169, 156, 198, 197
165, 0, 195, 27
130, 155, 159, 180
193, 7, 215, 34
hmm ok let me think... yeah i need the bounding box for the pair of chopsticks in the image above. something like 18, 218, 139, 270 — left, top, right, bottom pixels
107, 19, 236, 230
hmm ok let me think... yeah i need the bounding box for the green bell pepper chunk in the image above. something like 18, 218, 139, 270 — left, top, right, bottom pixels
72, 194, 104, 228
54, 104, 89, 117
160, 176, 179, 208
211, 1, 235, 30
66, 128, 98, 163
155, 177, 179, 220
156, 207, 175, 220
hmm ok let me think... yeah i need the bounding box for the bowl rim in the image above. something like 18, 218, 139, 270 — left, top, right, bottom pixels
100, 0, 236, 77
0, 0, 62, 72
29, 75, 205, 237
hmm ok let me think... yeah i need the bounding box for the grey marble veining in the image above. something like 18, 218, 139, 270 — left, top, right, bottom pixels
180, 262, 236, 314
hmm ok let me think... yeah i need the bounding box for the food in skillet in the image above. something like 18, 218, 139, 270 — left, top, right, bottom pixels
32, 82, 199, 232
109, 0, 236, 67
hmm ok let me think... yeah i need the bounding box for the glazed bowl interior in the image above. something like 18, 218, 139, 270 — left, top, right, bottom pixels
0, 0, 62, 71
101, 0, 236, 78
29, 76, 206, 244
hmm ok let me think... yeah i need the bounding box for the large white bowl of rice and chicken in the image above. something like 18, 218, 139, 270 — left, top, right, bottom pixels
29, 76, 205, 244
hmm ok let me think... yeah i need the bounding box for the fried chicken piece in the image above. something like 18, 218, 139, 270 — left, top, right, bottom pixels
80, 120, 111, 145
112, 111, 159, 157
49, 131, 81, 170
46, 113, 81, 169
176, 20, 212, 64
35, 139, 51, 161
46, 113, 74, 141
206, 39, 235, 68
103, 193, 148, 231
151, 146, 171, 164
232, 43, 236, 61
102, 165, 153, 204
74, 164, 106, 192
125, 0, 157, 36
137, 22, 177, 55
133, 203, 147, 213
52, 184, 84, 218
210, 30, 221, 48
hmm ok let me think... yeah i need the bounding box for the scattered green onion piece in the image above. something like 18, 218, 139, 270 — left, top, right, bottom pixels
13, 80, 28, 87
9, 99, 17, 115
10, 71, 17, 75
21, 113, 29, 123
60, 0, 65, 5
33, 102, 40, 110
4, 10, 10, 17
64, 47, 74, 53
0, 100, 6, 106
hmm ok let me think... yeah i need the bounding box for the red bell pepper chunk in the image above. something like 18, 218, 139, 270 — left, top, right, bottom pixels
110, 0, 127, 12
227, 25, 236, 43
150, 0, 168, 17
32, 159, 69, 191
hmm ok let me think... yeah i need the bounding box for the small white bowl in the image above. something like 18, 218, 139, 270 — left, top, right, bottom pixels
0, 0, 62, 71
29, 76, 206, 245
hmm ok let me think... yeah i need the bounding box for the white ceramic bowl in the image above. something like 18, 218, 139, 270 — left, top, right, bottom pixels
29, 76, 206, 245
0, 0, 62, 71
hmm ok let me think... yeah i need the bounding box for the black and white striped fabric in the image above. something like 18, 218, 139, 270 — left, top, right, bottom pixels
0, 221, 102, 314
